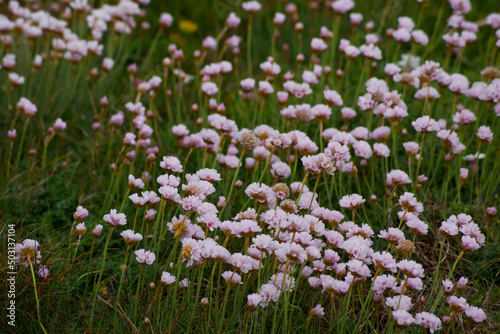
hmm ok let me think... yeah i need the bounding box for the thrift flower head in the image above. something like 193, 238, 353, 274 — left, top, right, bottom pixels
247, 293, 262, 309
73, 205, 89, 221
121, 230, 143, 245
386, 295, 413, 311
310, 304, 325, 318
38, 265, 50, 280
135, 249, 156, 265
465, 306, 487, 323
393, 310, 415, 328
415, 312, 442, 333
242, 1, 262, 13
92, 224, 103, 238
386, 170, 411, 187
160, 156, 183, 173
103, 209, 127, 227
397, 260, 424, 278
339, 194, 365, 210
15, 239, 41, 267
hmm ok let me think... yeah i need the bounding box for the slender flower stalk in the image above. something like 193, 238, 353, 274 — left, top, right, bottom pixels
90, 227, 113, 324
29, 258, 48, 334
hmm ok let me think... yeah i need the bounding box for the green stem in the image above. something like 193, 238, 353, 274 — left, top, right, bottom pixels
90, 227, 113, 324
29, 258, 48, 334
247, 16, 254, 76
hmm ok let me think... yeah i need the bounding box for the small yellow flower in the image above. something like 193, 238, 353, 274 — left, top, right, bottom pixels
179, 19, 198, 34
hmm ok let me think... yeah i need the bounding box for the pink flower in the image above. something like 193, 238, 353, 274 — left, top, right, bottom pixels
331, 0, 355, 14
393, 28, 411, 43
465, 306, 487, 323
222, 271, 242, 286
202, 36, 217, 51
448, 73, 470, 94
347, 259, 371, 277
103, 209, 127, 227
412, 116, 440, 133
311, 38, 327, 53
371, 126, 391, 142
160, 271, 176, 286
393, 310, 415, 327
341, 235, 373, 262
457, 277, 468, 290
415, 312, 442, 333
160, 156, 183, 173
157, 174, 180, 187
128, 175, 145, 190
159, 13, 174, 27
242, 1, 262, 14
181, 195, 203, 212
359, 44, 382, 60
247, 293, 262, 309
259, 283, 280, 306
260, 61, 281, 76
325, 141, 351, 163
412, 30, 429, 45
201, 82, 218, 96
312, 104, 332, 121
385, 63, 401, 77
310, 304, 325, 317
399, 192, 423, 213
352, 140, 373, 159
271, 162, 291, 180
461, 235, 480, 253
476, 125, 493, 144
301, 154, 335, 175
102, 58, 114, 71
448, 296, 469, 312
350, 13, 363, 25
372, 274, 398, 294
341, 107, 356, 121
379, 228, 405, 245
92, 224, 103, 238
406, 277, 424, 291
440, 220, 459, 237
372, 252, 397, 273
271, 12, 285, 26
344, 45, 361, 58
414, 87, 441, 101
386, 295, 413, 311
121, 229, 143, 245
373, 143, 390, 158
159, 186, 181, 202
442, 279, 454, 295
383, 106, 408, 122
486, 207, 497, 218
73, 206, 89, 221
53, 118, 67, 132
339, 194, 365, 210
258, 81, 274, 95
386, 170, 411, 187
145, 209, 156, 223
7, 129, 16, 141
15, 239, 41, 267
240, 78, 255, 91
397, 260, 424, 278
17, 97, 37, 118
75, 222, 86, 235
37, 265, 50, 280
135, 249, 156, 265
226, 12, 241, 28
406, 218, 428, 236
